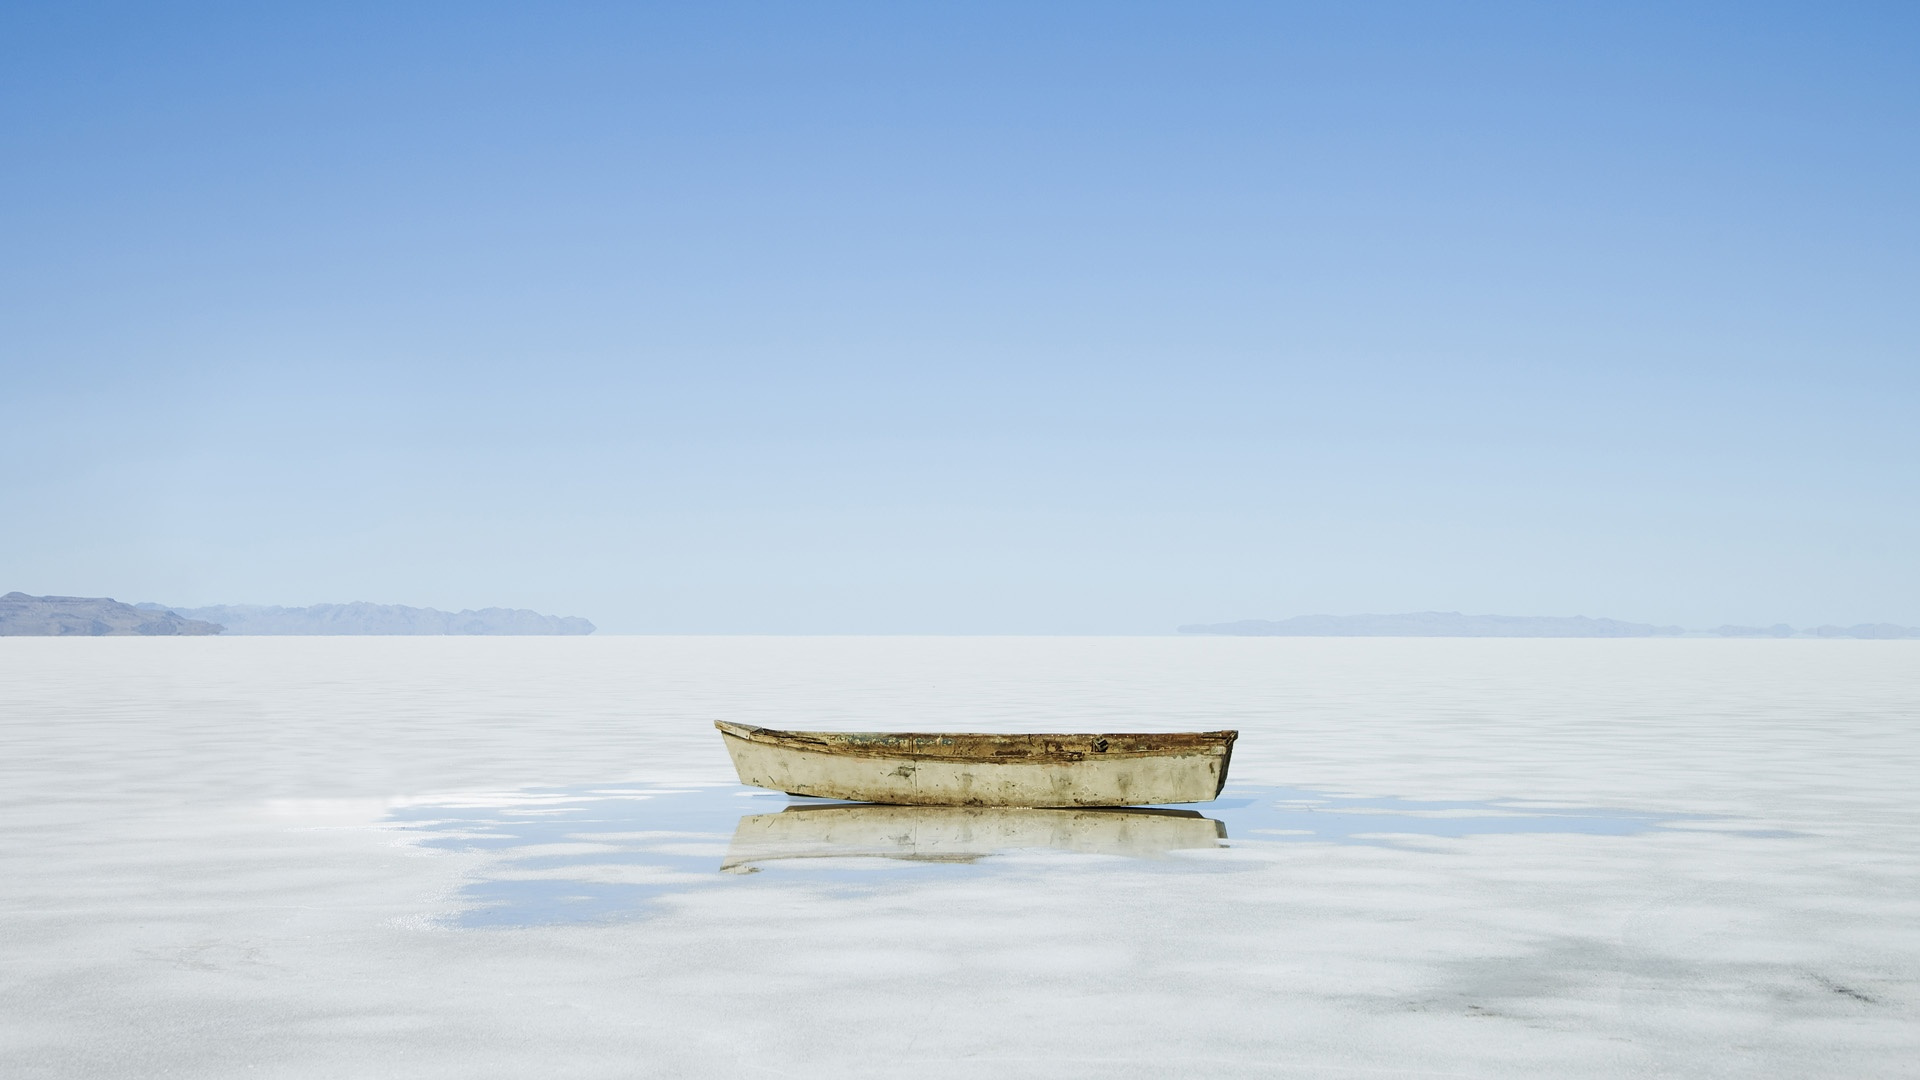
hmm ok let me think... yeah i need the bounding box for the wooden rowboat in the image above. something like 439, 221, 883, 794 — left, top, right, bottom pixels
715, 721, 1237, 807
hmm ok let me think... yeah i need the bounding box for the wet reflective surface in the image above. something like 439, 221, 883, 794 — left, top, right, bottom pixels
386, 783, 1766, 928
722, 803, 1227, 871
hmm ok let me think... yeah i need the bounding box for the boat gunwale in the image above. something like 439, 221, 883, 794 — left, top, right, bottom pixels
713, 720, 1238, 764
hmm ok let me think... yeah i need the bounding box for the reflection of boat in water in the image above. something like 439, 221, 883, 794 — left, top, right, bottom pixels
715, 721, 1237, 807
720, 803, 1228, 872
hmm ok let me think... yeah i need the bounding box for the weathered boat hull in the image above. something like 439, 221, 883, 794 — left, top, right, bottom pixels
722, 803, 1226, 871
715, 721, 1236, 807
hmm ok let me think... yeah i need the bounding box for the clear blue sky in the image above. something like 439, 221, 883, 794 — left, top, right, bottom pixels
4, 2, 1915, 632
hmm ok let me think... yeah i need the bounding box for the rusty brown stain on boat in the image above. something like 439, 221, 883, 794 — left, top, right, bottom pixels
716, 723, 1234, 763
714, 721, 1239, 807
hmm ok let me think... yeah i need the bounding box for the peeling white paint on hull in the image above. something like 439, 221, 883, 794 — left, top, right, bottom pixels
715, 721, 1236, 806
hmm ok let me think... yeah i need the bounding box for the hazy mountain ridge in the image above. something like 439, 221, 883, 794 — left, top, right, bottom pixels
1180, 612, 1920, 638
1, 593, 223, 636
1179, 612, 1683, 637
141, 601, 595, 636
1782, 623, 1920, 639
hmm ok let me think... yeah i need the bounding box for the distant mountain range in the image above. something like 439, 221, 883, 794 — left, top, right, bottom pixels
1, 592, 222, 636
8, 593, 1913, 639
1178, 612, 1920, 639
137, 602, 596, 636
1, 593, 594, 635
1179, 613, 1682, 637
1709, 622, 1920, 639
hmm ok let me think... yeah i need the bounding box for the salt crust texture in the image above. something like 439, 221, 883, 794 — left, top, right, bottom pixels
1, 637, 1915, 1078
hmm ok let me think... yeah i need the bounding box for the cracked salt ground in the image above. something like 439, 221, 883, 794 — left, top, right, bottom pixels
388, 783, 1778, 928
5, 636, 1917, 1079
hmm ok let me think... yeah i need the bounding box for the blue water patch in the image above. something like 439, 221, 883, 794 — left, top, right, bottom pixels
1212, 787, 1675, 843
385, 783, 1754, 929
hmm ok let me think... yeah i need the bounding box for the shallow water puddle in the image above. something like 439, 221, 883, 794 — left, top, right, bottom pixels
381, 784, 1763, 928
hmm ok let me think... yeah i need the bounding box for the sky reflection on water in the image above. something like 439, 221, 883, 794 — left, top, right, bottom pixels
385, 783, 1750, 929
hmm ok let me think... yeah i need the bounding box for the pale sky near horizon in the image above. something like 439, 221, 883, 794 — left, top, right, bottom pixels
4, 2, 1916, 633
